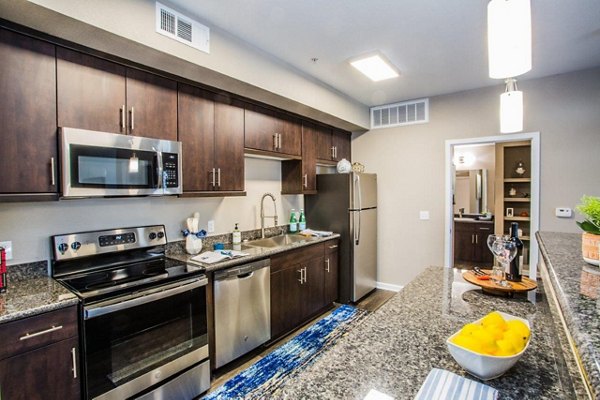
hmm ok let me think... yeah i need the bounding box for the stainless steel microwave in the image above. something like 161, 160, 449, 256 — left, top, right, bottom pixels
59, 127, 182, 198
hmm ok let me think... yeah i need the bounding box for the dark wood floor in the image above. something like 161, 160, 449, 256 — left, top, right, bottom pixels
206, 288, 397, 393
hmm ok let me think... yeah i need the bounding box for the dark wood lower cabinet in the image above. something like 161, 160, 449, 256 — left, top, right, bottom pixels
454, 221, 494, 265
270, 241, 338, 339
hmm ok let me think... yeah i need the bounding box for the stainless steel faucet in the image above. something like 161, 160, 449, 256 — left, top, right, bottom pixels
260, 193, 278, 238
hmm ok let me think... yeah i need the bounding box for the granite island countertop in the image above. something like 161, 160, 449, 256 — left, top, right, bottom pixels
272, 266, 583, 399
0, 262, 78, 324
537, 231, 599, 398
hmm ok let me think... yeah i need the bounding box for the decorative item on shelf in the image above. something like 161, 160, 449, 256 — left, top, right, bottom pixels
508, 187, 517, 197
523, 192, 530, 198
336, 158, 352, 174
352, 162, 365, 173
575, 195, 600, 266
182, 212, 207, 255
515, 161, 526, 176
506, 208, 514, 217
519, 211, 529, 217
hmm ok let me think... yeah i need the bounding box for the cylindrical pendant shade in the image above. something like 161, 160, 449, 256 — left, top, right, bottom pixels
500, 90, 523, 133
488, 0, 532, 79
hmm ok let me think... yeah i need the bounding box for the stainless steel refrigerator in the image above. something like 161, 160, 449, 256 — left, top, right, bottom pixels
305, 172, 377, 303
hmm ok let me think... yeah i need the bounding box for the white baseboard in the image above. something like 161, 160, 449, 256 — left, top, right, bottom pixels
376, 281, 403, 292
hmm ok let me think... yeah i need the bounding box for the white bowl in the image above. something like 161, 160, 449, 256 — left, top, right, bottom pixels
446, 311, 531, 381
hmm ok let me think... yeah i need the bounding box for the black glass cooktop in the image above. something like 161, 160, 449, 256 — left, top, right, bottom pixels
58, 257, 204, 303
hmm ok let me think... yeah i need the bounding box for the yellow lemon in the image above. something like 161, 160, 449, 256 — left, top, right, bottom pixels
496, 338, 517, 356
481, 311, 507, 330
460, 323, 483, 336
452, 334, 484, 354
484, 324, 505, 341
504, 330, 527, 353
506, 320, 530, 340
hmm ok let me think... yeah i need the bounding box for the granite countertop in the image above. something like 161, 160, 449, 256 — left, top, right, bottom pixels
167, 234, 340, 273
0, 262, 78, 324
274, 266, 583, 399
537, 231, 599, 398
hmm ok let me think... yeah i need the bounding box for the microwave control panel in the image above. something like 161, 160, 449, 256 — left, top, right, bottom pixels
163, 153, 179, 188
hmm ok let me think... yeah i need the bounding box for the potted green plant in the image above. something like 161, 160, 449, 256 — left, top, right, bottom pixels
576, 195, 600, 266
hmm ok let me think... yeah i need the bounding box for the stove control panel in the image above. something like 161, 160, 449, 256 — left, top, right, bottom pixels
52, 225, 168, 262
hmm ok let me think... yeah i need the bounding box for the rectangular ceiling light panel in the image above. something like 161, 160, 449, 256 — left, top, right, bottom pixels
351, 54, 399, 82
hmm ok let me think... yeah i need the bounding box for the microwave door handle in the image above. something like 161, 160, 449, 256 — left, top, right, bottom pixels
154, 148, 164, 189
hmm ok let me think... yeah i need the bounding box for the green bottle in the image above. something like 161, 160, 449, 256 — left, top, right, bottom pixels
289, 209, 298, 233
299, 209, 306, 231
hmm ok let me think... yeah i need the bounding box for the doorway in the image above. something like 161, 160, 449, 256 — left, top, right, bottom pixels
444, 132, 540, 279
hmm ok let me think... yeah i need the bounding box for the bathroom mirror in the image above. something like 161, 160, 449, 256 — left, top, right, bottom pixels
454, 169, 492, 214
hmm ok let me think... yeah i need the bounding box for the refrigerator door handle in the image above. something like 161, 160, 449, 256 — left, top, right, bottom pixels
354, 173, 362, 245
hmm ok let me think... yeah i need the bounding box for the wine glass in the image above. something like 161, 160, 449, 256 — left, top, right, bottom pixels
487, 234, 517, 286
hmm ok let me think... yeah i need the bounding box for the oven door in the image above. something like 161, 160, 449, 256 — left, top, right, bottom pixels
60, 127, 182, 198
82, 277, 208, 400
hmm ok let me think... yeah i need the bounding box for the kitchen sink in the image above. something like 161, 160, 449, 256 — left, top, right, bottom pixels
245, 234, 317, 249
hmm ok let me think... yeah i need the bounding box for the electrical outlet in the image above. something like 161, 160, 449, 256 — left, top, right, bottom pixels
419, 211, 430, 220
0, 241, 13, 260
207, 220, 215, 233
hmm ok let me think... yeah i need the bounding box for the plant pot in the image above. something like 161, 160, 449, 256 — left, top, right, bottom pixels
582, 232, 600, 266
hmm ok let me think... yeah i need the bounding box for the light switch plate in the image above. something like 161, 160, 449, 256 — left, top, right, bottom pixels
0, 241, 13, 260
419, 211, 430, 220
207, 220, 215, 233
555, 208, 572, 218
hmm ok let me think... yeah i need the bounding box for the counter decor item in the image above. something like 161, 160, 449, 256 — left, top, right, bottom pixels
514, 160, 526, 176
463, 269, 537, 296
336, 158, 352, 173
351, 162, 365, 173
486, 234, 517, 287
575, 195, 600, 266
182, 212, 207, 255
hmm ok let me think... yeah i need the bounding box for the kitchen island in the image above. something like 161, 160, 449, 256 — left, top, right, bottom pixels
272, 266, 584, 399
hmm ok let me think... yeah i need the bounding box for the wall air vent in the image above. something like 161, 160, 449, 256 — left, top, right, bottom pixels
370, 98, 429, 129
155, 2, 210, 53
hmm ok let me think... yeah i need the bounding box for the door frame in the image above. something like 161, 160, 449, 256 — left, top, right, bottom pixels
444, 132, 541, 279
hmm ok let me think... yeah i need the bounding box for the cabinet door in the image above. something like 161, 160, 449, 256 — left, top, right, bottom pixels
0, 337, 80, 400
0, 29, 57, 195
126, 68, 177, 140
270, 267, 304, 338
302, 124, 317, 191
454, 224, 474, 263
244, 107, 279, 152
303, 257, 325, 318
315, 125, 333, 161
178, 84, 215, 192
474, 224, 494, 264
57, 47, 126, 134
324, 247, 339, 305
332, 129, 351, 162
214, 101, 245, 191
278, 116, 302, 156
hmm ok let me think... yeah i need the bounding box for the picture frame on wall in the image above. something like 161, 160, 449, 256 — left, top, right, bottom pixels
506, 208, 514, 217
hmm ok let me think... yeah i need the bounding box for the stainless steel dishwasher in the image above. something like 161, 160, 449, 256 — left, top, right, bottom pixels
214, 258, 271, 368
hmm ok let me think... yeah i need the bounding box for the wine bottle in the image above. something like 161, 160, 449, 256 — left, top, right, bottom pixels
507, 222, 523, 282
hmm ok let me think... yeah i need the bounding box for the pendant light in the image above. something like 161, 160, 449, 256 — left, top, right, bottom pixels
500, 78, 523, 133
488, 0, 532, 79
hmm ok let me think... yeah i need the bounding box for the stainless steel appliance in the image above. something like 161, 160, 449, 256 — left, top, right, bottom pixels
305, 172, 377, 303
59, 127, 182, 198
51, 225, 210, 400
214, 259, 270, 368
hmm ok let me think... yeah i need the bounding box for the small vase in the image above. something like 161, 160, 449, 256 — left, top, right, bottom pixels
186, 235, 203, 255
582, 232, 600, 266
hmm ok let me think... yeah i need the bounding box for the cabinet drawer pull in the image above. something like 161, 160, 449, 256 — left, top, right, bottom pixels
328, 244, 338, 249
479, 227, 490, 230
303, 267, 307, 283
19, 325, 63, 341
71, 347, 77, 379
325, 258, 330, 272
297, 268, 303, 284
50, 157, 56, 186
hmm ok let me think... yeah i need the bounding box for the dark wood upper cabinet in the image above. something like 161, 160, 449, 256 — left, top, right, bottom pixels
57, 47, 126, 134
178, 84, 244, 195
332, 129, 351, 162
315, 125, 333, 161
0, 29, 58, 199
315, 126, 351, 164
282, 123, 317, 194
244, 105, 301, 157
57, 47, 177, 140
126, 68, 177, 141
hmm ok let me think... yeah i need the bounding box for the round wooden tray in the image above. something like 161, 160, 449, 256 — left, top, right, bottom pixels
463, 269, 537, 295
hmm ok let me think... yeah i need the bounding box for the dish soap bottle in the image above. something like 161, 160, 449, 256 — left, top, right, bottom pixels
298, 209, 306, 231
232, 223, 242, 245
289, 209, 298, 233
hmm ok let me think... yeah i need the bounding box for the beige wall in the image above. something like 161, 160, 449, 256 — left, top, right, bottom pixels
353, 67, 600, 287
0, 158, 302, 265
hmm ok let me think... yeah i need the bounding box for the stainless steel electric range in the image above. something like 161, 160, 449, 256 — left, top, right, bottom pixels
51, 225, 210, 400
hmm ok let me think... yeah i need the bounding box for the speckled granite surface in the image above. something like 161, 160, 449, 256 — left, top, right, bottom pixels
0, 262, 78, 324
271, 267, 580, 399
537, 231, 599, 398
167, 232, 339, 273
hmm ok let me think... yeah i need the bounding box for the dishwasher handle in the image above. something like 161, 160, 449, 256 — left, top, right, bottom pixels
214, 258, 270, 280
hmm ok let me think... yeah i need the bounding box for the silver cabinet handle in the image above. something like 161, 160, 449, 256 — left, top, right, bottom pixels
130, 107, 135, 131
334, 146, 337, 159
328, 244, 338, 249
303, 267, 307, 283
19, 325, 63, 341
50, 157, 56, 186
475, 235, 478, 244
278, 133, 282, 149
211, 168, 216, 188
331, 146, 335, 159
120, 105, 126, 131
217, 168, 221, 187
71, 347, 77, 379
297, 268, 303, 284
325, 258, 330, 273
303, 174, 308, 188
273, 133, 278, 150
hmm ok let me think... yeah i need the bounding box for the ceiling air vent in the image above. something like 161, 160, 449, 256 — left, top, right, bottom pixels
370, 98, 429, 129
155, 2, 210, 53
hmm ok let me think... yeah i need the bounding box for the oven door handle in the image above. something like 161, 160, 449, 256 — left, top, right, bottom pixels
84, 277, 207, 320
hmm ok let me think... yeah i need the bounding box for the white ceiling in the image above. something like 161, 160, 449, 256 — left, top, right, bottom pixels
168, 0, 600, 107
